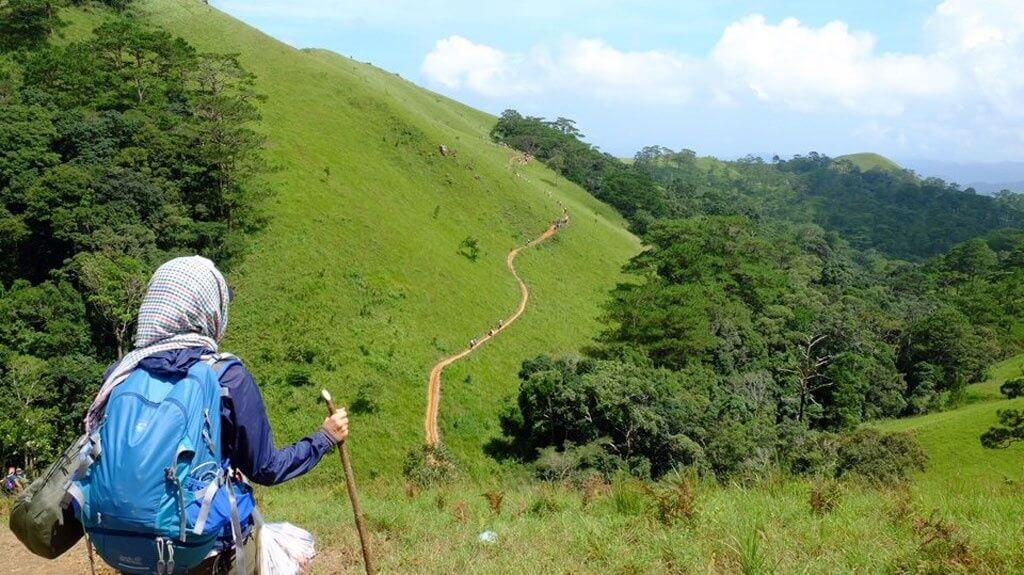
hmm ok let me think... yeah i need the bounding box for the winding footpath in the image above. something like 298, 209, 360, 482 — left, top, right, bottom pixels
424, 204, 570, 445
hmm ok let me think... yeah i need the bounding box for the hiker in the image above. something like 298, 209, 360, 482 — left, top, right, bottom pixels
3, 466, 23, 494
497, 319, 503, 328
76, 256, 349, 575
469, 339, 477, 348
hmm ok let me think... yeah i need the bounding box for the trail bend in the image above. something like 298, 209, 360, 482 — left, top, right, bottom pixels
424, 204, 570, 445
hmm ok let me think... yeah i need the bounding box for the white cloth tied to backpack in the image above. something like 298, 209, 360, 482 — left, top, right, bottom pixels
85, 255, 231, 432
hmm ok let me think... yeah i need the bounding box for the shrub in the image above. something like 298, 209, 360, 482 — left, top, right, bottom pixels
580, 474, 608, 508
911, 511, 975, 570
610, 476, 650, 516
457, 236, 480, 261
402, 443, 458, 487
1000, 377, 1024, 399
643, 473, 697, 525
980, 409, 1024, 449
501, 356, 719, 480
283, 365, 312, 387
528, 489, 563, 516
351, 378, 382, 414
482, 491, 503, 515
836, 428, 927, 484
786, 430, 839, 477
809, 479, 841, 516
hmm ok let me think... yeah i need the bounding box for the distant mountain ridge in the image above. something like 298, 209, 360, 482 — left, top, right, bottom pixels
968, 181, 1024, 195
900, 158, 1024, 195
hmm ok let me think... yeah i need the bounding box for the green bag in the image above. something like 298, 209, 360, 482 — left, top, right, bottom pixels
8, 435, 88, 559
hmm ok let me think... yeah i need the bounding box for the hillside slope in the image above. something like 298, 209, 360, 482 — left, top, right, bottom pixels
877, 354, 1024, 485
131, 0, 639, 478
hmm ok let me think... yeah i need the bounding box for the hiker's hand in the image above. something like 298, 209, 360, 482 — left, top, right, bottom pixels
322, 408, 349, 444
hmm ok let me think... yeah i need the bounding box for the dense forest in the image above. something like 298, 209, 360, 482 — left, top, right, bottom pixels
0, 0, 265, 470
492, 111, 1024, 480
493, 110, 1024, 260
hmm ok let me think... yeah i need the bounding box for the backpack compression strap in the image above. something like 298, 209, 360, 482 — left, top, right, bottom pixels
200, 352, 248, 574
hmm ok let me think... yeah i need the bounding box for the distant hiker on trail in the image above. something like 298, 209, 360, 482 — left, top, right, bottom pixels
75, 256, 349, 574
3, 466, 24, 494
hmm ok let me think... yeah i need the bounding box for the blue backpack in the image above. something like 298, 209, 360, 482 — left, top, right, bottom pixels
68, 354, 252, 574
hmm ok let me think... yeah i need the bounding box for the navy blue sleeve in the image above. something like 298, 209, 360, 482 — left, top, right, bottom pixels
219, 361, 336, 486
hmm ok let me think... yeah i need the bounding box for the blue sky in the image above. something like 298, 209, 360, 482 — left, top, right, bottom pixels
212, 1, 1023, 164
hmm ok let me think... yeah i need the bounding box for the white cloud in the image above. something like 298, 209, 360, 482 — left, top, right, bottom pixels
711, 15, 957, 115
417, 3, 1024, 159
421, 36, 699, 104
557, 38, 698, 104
421, 4, 1024, 117
420, 36, 537, 97
927, 0, 1024, 119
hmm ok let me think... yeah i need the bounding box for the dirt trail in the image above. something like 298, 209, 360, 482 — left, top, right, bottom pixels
0, 527, 115, 575
424, 204, 569, 445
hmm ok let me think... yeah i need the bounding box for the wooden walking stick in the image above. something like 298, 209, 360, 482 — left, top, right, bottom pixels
321, 389, 376, 575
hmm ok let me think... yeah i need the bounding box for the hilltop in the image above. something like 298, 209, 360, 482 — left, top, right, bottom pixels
119, 0, 639, 478
836, 152, 904, 173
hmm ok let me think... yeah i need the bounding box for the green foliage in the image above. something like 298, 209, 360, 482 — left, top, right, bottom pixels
0, 279, 92, 357
774, 152, 1021, 260
0, 4, 265, 468
534, 440, 622, 482
496, 116, 1024, 261
899, 306, 997, 404
601, 216, 921, 427
350, 378, 382, 414
979, 409, 1024, 449
0, 350, 102, 472
999, 377, 1024, 399
72, 252, 148, 357
0, 0, 64, 52
491, 110, 667, 233
499, 355, 717, 478
402, 443, 458, 488
457, 236, 479, 262
809, 479, 841, 515
835, 428, 928, 484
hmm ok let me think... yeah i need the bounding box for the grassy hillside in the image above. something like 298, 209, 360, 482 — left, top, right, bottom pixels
269, 356, 1024, 573
877, 354, 1024, 485
836, 152, 903, 173
120, 0, 639, 481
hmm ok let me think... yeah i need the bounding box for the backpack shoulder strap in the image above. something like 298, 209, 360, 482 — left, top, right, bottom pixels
200, 353, 242, 397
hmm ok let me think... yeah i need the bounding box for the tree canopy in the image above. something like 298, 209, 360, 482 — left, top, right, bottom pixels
0, 3, 265, 469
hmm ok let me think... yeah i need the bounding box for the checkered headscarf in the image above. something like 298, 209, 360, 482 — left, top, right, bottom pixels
85, 256, 231, 432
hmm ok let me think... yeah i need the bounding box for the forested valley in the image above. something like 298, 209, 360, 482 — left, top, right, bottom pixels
491, 110, 1024, 481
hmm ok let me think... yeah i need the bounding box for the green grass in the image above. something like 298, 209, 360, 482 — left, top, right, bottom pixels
120, 0, 640, 482
876, 354, 1024, 485
836, 152, 903, 173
